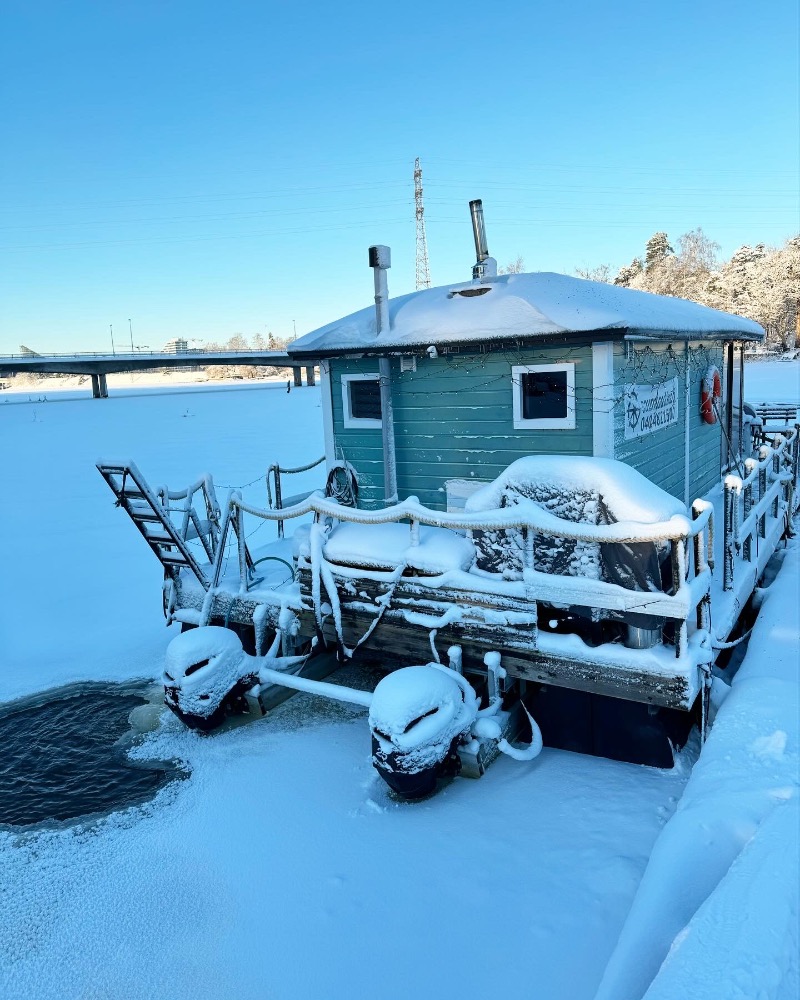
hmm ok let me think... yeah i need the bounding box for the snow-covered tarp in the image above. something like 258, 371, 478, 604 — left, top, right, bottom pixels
465, 457, 686, 622
289, 272, 764, 356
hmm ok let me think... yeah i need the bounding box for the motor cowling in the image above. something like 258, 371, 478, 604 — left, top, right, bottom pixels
369, 665, 479, 798
163, 626, 258, 730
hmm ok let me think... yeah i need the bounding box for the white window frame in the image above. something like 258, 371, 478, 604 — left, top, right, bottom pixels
341, 373, 382, 429
512, 363, 576, 430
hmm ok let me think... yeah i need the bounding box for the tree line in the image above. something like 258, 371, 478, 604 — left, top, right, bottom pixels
577, 231, 800, 349
201, 331, 294, 379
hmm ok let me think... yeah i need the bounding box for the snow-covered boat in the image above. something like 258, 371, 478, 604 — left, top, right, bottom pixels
98, 202, 800, 795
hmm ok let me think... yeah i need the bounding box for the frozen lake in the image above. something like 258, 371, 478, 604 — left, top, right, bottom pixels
1, 368, 796, 1000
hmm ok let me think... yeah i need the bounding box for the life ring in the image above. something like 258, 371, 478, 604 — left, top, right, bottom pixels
700, 365, 722, 424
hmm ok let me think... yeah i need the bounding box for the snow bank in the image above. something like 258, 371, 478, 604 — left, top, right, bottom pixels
594, 536, 800, 1000
324, 521, 475, 573
289, 271, 763, 355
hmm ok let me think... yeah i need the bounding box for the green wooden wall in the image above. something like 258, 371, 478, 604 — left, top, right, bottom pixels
328, 340, 724, 510
330, 346, 594, 509
612, 341, 723, 504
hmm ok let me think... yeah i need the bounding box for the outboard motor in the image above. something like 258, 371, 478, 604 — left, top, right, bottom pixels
163, 626, 258, 731
369, 665, 479, 799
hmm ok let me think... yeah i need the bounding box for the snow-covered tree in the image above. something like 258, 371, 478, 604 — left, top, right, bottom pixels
644, 232, 674, 271
613, 258, 644, 286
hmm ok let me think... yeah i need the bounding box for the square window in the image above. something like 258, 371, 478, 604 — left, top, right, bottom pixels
512, 364, 576, 430
342, 374, 382, 428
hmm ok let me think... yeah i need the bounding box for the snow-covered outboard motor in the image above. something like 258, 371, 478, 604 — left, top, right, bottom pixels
369, 664, 480, 799
163, 626, 258, 731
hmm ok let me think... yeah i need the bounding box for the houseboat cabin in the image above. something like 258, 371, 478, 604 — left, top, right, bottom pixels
98, 203, 799, 792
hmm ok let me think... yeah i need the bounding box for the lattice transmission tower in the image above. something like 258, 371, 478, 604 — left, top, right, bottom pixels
414, 157, 431, 290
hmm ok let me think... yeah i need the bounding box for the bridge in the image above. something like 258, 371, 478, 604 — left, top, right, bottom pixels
0, 350, 318, 398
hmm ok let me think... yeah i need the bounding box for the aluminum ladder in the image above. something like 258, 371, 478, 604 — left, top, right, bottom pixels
97, 462, 212, 588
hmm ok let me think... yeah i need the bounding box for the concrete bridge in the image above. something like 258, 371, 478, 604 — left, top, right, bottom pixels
0, 350, 318, 398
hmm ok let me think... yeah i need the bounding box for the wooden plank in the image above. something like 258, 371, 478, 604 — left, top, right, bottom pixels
298, 605, 691, 709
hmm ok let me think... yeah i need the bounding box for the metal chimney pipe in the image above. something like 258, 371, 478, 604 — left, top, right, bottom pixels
368, 245, 398, 505
469, 199, 489, 263
369, 244, 391, 336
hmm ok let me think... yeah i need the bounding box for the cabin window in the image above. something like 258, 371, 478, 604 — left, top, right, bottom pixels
512, 363, 576, 430
342, 374, 382, 428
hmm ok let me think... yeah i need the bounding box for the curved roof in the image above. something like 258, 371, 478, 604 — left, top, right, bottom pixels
289, 271, 763, 357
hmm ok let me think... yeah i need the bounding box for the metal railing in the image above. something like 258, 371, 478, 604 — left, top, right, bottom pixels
211, 486, 716, 660
723, 425, 799, 591
266, 456, 326, 538
157, 474, 221, 564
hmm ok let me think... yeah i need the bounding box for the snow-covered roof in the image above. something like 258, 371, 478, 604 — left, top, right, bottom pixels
289, 272, 764, 357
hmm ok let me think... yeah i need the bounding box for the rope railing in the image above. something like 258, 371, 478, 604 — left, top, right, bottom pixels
215, 486, 717, 649
234, 489, 709, 547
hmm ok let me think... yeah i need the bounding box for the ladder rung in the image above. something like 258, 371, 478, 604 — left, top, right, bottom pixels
131, 512, 164, 523
160, 556, 190, 566
120, 490, 148, 500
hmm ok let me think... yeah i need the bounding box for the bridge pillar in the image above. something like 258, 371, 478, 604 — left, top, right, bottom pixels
91, 373, 108, 399
293, 366, 303, 388
305, 365, 316, 386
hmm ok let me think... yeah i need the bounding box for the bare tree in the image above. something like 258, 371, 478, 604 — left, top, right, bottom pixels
575, 264, 613, 283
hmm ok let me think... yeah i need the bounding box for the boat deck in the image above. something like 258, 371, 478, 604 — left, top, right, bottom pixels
170, 458, 794, 712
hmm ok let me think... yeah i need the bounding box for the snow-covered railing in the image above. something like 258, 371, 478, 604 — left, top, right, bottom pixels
722, 425, 799, 591
266, 455, 325, 539
212, 487, 717, 659
157, 474, 221, 562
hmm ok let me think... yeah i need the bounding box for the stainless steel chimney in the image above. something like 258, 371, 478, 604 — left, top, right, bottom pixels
469, 200, 497, 281
469, 199, 489, 263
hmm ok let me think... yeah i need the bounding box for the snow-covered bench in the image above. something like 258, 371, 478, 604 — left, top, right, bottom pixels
323, 521, 476, 575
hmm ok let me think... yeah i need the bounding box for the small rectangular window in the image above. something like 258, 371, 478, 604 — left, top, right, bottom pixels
342, 374, 382, 428
512, 363, 576, 430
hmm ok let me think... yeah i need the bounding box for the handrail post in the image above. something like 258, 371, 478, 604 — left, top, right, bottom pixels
691, 503, 710, 633
758, 446, 768, 539
236, 503, 248, 591
409, 518, 420, 547
211, 501, 233, 588
274, 466, 284, 539
723, 476, 739, 592
743, 458, 757, 562
523, 526, 535, 573
772, 448, 781, 519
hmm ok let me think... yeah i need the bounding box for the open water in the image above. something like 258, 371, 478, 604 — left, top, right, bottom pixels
0, 682, 178, 827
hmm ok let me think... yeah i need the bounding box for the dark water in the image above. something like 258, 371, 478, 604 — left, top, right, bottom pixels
0, 683, 178, 827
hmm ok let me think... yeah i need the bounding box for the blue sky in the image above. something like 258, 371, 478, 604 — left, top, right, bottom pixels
1, 0, 797, 353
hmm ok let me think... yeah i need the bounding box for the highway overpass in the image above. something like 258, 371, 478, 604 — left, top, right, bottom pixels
0, 350, 318, 397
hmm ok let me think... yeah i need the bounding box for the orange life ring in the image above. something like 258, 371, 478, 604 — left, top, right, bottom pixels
700, 365, 722, 424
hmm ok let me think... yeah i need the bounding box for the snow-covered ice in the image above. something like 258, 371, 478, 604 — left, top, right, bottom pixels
1, 365, 797, 1000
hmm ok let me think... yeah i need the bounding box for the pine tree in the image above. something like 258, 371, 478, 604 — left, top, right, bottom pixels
644, 232, 674, 271
613, 258, 644, 286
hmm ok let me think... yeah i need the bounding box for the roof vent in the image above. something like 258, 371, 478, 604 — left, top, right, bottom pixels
450, 286, 492, 299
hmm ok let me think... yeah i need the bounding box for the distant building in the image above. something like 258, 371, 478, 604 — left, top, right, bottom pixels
162, 338, 189, 354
